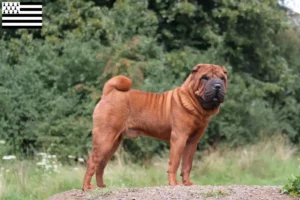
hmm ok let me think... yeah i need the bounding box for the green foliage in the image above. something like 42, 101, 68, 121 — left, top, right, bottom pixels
0, 0, 299, 160
282, 157, 300, 197
282, 175, 300, 197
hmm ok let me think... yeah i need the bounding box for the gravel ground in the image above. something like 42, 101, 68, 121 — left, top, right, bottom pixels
47, 185, 299, 200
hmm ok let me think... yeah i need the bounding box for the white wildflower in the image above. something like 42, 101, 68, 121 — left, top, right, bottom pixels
36, 162, 45, 166
78, 158, 84, 162
6, 169, 10, 172
37, 152, 47, 156
0, 140, 5, 144
68, 155, 75, 159
2, 155, 16, 160
73, 167, 79, 171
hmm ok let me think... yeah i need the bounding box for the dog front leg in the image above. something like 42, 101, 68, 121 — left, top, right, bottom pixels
167, 132, 188, 186
180, 141, 198, 186
181, 128, 205, 186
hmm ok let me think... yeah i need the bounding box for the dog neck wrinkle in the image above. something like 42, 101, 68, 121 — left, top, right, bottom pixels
178, 87, 206, 119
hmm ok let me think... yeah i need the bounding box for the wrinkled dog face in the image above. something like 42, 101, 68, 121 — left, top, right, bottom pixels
192, 64, 228, 110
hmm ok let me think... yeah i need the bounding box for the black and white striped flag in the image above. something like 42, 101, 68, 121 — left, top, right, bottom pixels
1, 2, 42, 29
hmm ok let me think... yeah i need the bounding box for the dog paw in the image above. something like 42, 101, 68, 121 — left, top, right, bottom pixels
82, 184, 94, 191
183, 181, 194, 186
169, 180, 182, 186
97, 184, 106, 188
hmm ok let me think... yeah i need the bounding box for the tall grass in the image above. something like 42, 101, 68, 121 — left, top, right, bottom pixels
0, 135, 298, 200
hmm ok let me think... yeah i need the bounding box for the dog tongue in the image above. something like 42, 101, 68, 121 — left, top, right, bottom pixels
213, 97, 218, 102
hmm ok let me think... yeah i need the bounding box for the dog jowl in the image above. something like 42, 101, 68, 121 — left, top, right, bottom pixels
82, 64, 228, 191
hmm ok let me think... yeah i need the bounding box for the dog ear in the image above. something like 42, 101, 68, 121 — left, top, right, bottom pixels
220, 66, 227, 74
191, 64, 202, 73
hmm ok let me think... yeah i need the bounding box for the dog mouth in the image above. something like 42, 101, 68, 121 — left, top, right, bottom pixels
199, 91, 225, 110
212, 97, 219, 102
196, 77, 226, 110
199, 97, 221, 110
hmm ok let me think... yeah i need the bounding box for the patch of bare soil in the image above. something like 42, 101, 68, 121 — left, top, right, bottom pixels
47, 185, 299, 200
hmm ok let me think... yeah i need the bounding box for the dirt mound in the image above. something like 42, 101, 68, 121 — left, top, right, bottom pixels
47, 185, 298, 200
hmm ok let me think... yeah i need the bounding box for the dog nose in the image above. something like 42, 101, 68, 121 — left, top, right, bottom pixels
214, 83, 221, 90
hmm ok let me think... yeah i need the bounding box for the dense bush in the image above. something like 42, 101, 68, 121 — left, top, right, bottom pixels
0, 0, 299, 161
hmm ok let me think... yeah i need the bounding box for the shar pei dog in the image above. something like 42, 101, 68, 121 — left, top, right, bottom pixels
83, 64, 228, 191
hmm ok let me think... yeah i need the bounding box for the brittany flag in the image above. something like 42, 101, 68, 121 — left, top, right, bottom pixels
1, 2, 42, 29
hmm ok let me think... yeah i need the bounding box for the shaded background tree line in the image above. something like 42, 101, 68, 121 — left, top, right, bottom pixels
0, 0, 299, 162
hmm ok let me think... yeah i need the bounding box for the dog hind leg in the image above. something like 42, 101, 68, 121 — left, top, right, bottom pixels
95, 135, 122, 188
82, 146, 101, 191
82, 128, 122, 191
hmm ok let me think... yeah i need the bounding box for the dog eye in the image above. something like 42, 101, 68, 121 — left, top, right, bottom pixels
200, 76, 209, 81
221, 76, 226, 81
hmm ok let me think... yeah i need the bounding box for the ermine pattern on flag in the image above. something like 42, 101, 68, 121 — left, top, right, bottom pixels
1, 2, 42, 29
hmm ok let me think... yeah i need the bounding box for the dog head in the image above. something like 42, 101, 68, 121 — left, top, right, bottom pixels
184, 64, 228, 111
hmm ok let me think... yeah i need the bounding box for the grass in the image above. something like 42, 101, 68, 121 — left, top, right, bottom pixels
0, 135, 299, 200
200, 188, 232, 198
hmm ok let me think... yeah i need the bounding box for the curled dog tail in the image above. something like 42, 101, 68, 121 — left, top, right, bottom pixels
102, 75, 132, 96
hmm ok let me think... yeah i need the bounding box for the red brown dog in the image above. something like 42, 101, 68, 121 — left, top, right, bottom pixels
82, 64, 228, 190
